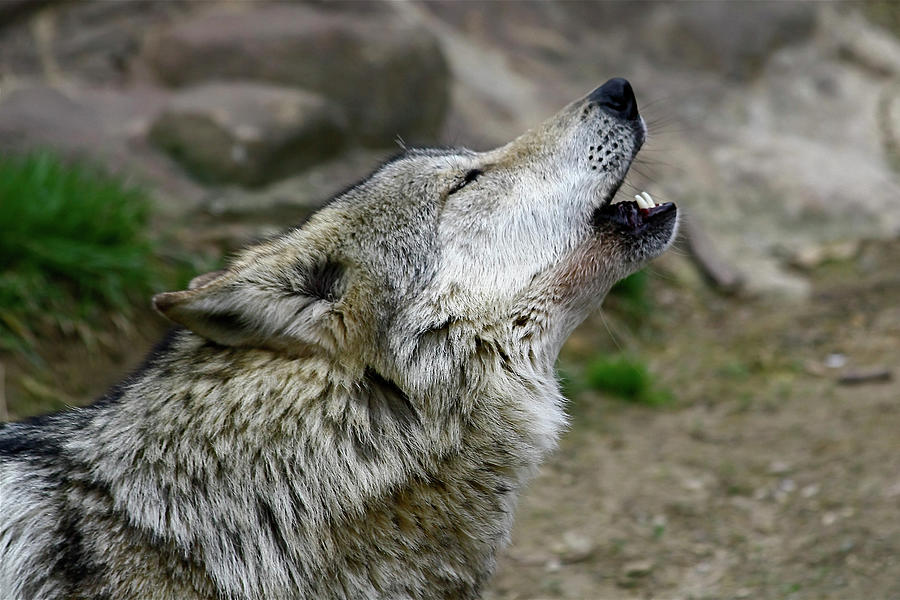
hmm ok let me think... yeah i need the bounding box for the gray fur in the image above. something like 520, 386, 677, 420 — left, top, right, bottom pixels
0, 84, 677, 599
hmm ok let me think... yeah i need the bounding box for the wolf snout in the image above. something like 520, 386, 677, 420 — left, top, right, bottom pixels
588, 77, 638, 121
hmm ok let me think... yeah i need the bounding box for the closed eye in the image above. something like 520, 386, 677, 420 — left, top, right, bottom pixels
448, 169, 483, 195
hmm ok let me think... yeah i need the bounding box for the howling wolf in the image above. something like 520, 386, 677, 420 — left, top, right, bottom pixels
0, 78, 677, 599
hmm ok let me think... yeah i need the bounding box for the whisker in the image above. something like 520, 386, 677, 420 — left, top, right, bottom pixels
597, 310, 625, 353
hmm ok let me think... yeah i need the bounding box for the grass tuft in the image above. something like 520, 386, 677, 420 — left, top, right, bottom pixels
584, 354, 671, 406
607, 269, 651, 323
0, 152, 158, 352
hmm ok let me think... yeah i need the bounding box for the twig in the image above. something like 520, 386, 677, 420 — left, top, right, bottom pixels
681, 212, 743, 294
838, 368, 893, 386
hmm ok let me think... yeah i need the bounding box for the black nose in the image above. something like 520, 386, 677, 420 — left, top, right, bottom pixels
588, 77, 638, 121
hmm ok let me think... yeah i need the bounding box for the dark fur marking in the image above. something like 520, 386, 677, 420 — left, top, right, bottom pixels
202, 310, 248, 336
257, 495, 291, 561
412, 318, 453, 359
364, 367, 420, 431
294, 259, 344, 302
226, 528, 246, 563
55, 512, 101, 591
0, 417, 63, 461
351, 430, 377, 462
448, 169, 484, 195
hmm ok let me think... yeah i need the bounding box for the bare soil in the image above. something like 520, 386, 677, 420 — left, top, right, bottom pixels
488, 239, 900, 600
3, 241, 898, 600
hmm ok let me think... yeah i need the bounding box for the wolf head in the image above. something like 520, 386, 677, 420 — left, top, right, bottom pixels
154, 78, 677, 387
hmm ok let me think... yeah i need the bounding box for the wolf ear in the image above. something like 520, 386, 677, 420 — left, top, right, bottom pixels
188, 269, 227, 290
152, 260, 344, 353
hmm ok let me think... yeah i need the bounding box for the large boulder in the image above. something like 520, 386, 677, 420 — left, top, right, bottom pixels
0, 0, 194, 85
0, 86, 107, 156
0, 84, 208, 210
148, 82, 347, 187
639, 1, 816, 80
142, 5, 450, 146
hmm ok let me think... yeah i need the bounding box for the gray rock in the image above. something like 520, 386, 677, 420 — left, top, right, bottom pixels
149, 82, 347, 187
640, 1, 816, 80
142, 4, 449, 146
824, 7, 900, 77
190, 148, 391, 252
0, 84, 207, 211
0, 85, 107, 156
202, 148, 390, 225
551, 530, 595, 564
0, 0, 194, 84
0, 0, 50, 27
622, 559, 653, 578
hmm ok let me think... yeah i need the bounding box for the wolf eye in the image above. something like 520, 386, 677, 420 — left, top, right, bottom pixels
448, 169, 483, 195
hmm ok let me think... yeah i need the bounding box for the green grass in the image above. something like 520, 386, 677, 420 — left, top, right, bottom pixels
0, 152, 158, 352
864, 0, 900, 37
584, 354, 671, 406
606, 269, 651, 323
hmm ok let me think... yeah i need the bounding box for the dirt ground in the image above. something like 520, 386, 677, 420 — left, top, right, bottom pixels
3, 240, 899, 600
488, 239, 900, 600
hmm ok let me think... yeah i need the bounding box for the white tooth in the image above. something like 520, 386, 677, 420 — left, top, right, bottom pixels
641, 192, 655, 207
634, 194, 649, 209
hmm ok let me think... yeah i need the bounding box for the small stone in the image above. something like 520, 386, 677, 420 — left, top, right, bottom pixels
682, 477, 706, 491
767, 460, 791, 475
778, 478, 797, 493
553, 530, 595, 564
789, 240, 859, 270
622, 559, 653, 578
801, 484, 820, 498
824, 353, 847, 369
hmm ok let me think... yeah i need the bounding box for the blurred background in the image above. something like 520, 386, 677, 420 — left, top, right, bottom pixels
1, 1, 898, 597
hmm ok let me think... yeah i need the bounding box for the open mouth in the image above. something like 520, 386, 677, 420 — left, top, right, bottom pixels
593, 191, 676, 233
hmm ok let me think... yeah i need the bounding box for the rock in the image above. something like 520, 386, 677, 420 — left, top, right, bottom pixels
142, 4, 450, 146
618, 559, 654, 587
0, 0, 49, 26
668, 36, 900, 298
767, 460, 792, 475
551, 530, 595, 564
149, 82, 347, 187
0, 0, 194, 84
640, 2, 816, 80
824, 7, 900, 77
202, 148, 388, 222
0, 85, 111, 159
788, 241, 860, 270
0, 84, 208, 211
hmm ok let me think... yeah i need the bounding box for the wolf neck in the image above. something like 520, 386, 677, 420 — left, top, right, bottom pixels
74, 328, 566, 597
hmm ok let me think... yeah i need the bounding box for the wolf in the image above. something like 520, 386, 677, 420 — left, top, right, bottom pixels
0, 78, 677, 599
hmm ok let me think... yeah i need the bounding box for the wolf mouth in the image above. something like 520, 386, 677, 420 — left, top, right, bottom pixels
592, 140, 676, 234
593, 191, 676, 233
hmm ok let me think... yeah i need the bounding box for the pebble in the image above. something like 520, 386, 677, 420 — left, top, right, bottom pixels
552, 530, 595, 564
622, 559, 654, 578
768, 460, 791, 475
